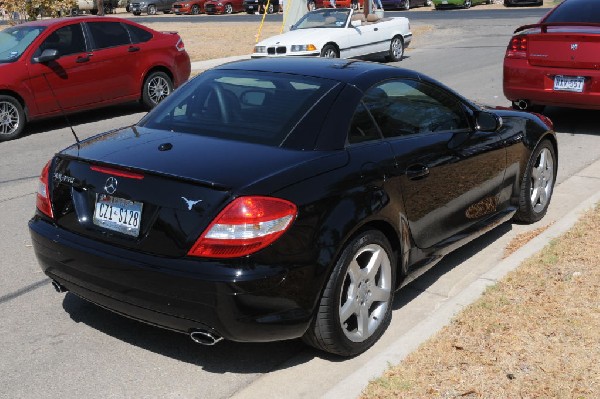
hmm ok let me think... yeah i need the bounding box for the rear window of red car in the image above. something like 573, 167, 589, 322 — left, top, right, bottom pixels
544, 0, 600, 23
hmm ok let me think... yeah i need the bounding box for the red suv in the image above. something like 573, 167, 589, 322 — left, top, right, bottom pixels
503, 0, 600, 111
0, 16, 191, 141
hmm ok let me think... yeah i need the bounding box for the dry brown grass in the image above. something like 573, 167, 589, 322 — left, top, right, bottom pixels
362, 203, 600, 399
143, 21, 434, 61
503, 222, 553, 258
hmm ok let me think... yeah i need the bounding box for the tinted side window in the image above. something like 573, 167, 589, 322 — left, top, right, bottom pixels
125, 24, 153, 44
363, 79, 469, 138
87, 22, 131, 50
348, 102, 381, 144
36, 24, 86, 57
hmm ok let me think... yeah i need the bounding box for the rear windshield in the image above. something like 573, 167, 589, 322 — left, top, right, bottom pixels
0, 25, 45, 63
139, 69, 337, 147
544, 0, 600, 23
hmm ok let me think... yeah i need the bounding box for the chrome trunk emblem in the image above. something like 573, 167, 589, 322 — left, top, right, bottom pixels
571, 43, 578, 51
104, 177, 118, 194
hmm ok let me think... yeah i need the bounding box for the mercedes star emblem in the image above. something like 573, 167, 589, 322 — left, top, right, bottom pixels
104, 177, 118, 195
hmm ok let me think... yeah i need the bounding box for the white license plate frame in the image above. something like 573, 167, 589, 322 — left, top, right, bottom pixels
93, 193, 143, 237
553, 75, 585, 93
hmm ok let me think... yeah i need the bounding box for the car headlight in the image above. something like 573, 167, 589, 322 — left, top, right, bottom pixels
254, 46, 266, 53
291, 44, 317, 52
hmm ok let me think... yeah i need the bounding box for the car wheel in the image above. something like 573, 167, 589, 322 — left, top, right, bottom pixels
142, 71, 173, 109
425, 0, 432, 5
403, 0, 410, 10
148, 4, 157, 14
0, 95, 25, 142
303, 230, 396, 356
224, 3, 233, 13
133, 11, 141, 15
463, 0, 471, 7
388, 35, 404, 62
191, 4, 200, 13
267, 3, 274, 13
320, 44, 339, 58
514, 140, 556, 224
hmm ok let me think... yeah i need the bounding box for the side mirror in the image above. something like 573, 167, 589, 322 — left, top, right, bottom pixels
476, 111, 501, 132
33, 49, 60, 64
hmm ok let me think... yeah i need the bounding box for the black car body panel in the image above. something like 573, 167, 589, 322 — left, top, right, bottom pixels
30, 58, 557, 347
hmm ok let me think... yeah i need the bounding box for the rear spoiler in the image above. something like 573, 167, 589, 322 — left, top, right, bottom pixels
514, 22, 600, 34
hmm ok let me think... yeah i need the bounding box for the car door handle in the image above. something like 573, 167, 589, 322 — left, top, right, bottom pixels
374, 28, 378, 31
75, 54, 92, 63
128, 46, 140, 52
406, 164, 430, 180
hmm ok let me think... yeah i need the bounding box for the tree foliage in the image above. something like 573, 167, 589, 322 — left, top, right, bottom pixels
1, 0, 77, 21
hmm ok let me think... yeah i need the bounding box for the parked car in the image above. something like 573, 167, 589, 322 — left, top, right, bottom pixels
29, 57, 557, 356
504, 0, 600, 111
382, 0, 431, 10
0, 16, 190, 141
73, 0, 120, 15
432, 0, 490, 9
323, 0, 363, 8
172, 0, 205, 14
130, 0, 178, 14
253, 8, 411, 61
243, 0, 279, 14
504, 0, 542, 6
204, 0, 244, 13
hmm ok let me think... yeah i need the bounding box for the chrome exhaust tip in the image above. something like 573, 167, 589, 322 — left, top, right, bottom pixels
51, 280, 68, 293
190, 330, 223, 346
515, 99, 530, 110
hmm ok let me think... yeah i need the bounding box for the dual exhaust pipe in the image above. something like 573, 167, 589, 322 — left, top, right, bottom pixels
514, 99, 531, 111
51, 279, 223, 346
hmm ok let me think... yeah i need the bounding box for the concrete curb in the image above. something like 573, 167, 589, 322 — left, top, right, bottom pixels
323, 158, 600, 399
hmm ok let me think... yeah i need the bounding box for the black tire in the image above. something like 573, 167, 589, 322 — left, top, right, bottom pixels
388, 35, 404, 62
303, 230, 396, 356
133, 11, 141, 15
403, 0, 410, 10
0, 95, 26, 142
464, 0, 471, 7
141, 71, 173, 109
425, 0, 432, 5
320, 44, 339, 58
191, 4, 200, 14
147, 4, 157, 14
224, 3, 233, 13
513, 139, 557, 223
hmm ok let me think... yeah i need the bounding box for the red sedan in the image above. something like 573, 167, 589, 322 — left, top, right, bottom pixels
172, 0, 206, 14
503, 0, 600, 111
0, 16, 191, 141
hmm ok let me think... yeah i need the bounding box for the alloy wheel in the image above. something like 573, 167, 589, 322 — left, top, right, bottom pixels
339, 243, 392, 342
530, 147, 554, 213
147, 75, 171, 105
0, 100, 20, 137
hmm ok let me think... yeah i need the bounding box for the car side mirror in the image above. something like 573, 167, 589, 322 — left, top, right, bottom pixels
476, 111, 501, 132
33, 49, 60, 64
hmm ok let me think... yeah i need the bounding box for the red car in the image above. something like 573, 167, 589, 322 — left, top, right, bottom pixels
172, 0, 205, 14
0, 16, 191, 141
503, 0, 600, 111
204, 0, 244, 13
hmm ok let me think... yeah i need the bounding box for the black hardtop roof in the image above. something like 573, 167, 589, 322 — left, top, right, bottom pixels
213, 58, 422, 87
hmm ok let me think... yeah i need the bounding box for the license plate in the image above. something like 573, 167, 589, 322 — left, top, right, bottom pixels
93, 194, 143, 237
248, 5, 255, 8
553, 75, 584, 92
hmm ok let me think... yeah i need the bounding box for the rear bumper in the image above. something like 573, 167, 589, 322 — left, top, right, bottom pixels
503, 58, 600, 110
29, 217, 315, 342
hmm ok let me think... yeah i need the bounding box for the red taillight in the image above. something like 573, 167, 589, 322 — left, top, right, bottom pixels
36, 160, 54, 219
188, 196, 297, 258
506, 36, 528, 59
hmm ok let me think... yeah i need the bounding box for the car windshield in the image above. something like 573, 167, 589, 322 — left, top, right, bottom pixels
0, 25, 46, 63
292, 9, 350, 29
545, 0, 600, 23
139, 69, 337, 147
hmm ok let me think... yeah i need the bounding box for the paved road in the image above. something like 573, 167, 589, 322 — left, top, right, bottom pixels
1, 8, 599, 399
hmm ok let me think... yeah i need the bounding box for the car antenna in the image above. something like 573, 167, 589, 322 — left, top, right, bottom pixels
41, 72, 81, 148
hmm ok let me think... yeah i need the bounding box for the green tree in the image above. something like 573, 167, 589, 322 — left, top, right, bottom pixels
2, 0, 76, 21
